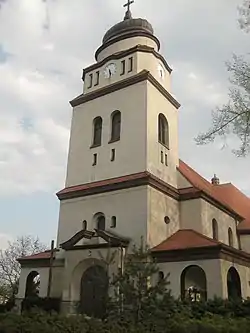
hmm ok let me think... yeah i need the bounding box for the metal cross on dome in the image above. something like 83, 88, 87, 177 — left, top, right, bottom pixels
123, 0, 134, 20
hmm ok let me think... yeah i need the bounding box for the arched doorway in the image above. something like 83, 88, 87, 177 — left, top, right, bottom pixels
181, 265, 207, 301
80, 265, 108, 318
227, 267, 242, 300
25, 271, 40, 297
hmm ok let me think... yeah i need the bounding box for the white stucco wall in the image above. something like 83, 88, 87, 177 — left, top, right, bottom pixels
146, 81, 179, 188
57, 186, 148, 247
147, 187, 180, 248
66, 81, 147, 187
17, 267, 50, 299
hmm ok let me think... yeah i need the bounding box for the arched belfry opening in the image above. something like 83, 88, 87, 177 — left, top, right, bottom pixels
80, 265, 108, 318
227, 267, 242, 300
180, 265, 207, 302
92, 117, 103, 146
25, 271, 40, 297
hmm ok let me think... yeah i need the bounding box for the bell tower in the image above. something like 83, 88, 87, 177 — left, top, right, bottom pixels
57, 2, 181, 248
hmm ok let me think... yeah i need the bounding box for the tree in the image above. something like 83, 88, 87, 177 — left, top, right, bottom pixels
195, 1, 250, 156
0, 236, 46, 302
107, 241, 173, 326
239, 0, 250, 32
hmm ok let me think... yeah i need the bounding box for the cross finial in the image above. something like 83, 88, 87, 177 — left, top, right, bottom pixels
123, 0, 134, 20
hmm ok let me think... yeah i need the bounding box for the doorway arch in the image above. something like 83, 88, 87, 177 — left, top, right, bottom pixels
80, 265, 108, 318
227, 267, 242, 300
180, 265, 207, 301
25, 271, 40, 297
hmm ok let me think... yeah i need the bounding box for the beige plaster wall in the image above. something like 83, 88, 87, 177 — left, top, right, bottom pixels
147, 187, 180, 248
158, 259, 223, 300
240, 235, 250, 253
97, 36, 158, 62
180, 199, 203, 232
66, 81, 147, 187
146, 81, 179, 188
201, 200, 239, 248
57, 186, 148, 247
17, 267, 50, 299
177, 172, 192, 188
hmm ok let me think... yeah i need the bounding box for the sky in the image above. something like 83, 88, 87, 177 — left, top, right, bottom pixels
0, 0, 249, 250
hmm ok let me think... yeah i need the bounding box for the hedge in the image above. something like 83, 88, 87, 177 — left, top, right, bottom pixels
1, 313, 250, 333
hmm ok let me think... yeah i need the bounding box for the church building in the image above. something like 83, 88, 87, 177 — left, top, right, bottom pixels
16, 3, 250, 316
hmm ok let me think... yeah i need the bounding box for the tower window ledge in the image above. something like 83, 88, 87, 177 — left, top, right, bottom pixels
108, 138, 120, 144
90, 143, 102, 149
158, 141, 169, 150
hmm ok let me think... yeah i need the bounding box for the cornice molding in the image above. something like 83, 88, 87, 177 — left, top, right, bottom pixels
70, 70, 180, 109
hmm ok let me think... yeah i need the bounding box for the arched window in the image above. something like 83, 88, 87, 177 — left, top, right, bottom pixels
111, 216, 117, 228
94, 213, 106, 231
92, 117, 103, 146
228, 228, 234, 247
25, 271, 40, 297
212, 219, 218, 240
82, 220, 87, 230
111, 111, 121, 142
227, 267, 241, 300
158, 271, 164, 282
158, 113, 169, 147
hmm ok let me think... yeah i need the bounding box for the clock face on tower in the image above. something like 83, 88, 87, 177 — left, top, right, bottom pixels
103, 63, 117, 78
158, 64, 165, 80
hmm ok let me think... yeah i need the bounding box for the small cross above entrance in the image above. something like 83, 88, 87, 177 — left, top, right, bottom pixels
123, 0, 134, 20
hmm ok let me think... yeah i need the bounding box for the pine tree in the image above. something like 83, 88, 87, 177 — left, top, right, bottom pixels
107, 240, 173, 326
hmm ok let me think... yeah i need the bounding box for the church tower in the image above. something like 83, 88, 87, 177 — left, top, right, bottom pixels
56, 2, 181, 248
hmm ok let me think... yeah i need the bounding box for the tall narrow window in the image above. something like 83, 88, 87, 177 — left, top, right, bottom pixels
165, 154, 168, 166
228, 228, 234, 247
82, 220, 87, 230
110, 111, 121, 142
212, 219, 218, 240
111, 216, 117, 228
111, 149, 116, 161
92, 116, 102, 146
128, 57, 133, 72
161, 151, 164, 163
94, 71, 100, 86
88, 73, 93, 88
92, 153, 97, 166
158, 113, 169, 148
121, 60, 126, 75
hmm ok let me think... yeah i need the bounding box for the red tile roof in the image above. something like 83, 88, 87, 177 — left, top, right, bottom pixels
152, 229, 219, 252
178, 160, 250, 231
18, 251, 51, 261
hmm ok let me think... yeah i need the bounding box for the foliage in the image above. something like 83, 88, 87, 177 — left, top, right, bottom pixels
21, 296, 61, 314
239, 0, 250, 32
1, 312, 250, 333
107, 241, 172, 325
0, 236, 46, 301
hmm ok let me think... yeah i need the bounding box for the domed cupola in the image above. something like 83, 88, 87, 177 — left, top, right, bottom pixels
95, 2, 160, 61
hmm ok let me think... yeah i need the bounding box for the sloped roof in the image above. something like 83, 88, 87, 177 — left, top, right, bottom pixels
178, 160, 250, 232
152, 229, 219, 252
18, 250, 51, 261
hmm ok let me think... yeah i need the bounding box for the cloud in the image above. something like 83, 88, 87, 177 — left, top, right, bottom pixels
0, 0, 249, 202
